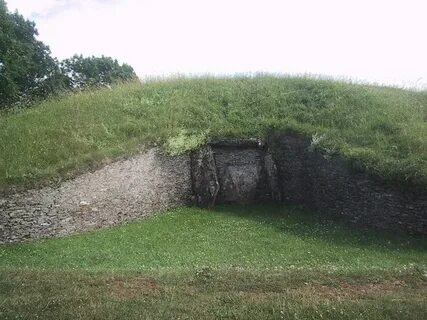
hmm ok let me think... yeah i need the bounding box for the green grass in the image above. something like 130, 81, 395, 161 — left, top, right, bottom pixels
1, 269, 426, 320
1, 205, 426, 319
1, 205, 426, 272
1, 75, 426, 190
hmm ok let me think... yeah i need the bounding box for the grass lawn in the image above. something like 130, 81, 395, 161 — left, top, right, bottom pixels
1, 205, 426, 319
1, 76, 426, 191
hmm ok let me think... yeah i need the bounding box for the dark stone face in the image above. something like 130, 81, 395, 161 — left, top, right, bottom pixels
213, 148, 270, 204
268, 133, 427, 235
190, 146, 219, 207
191, 135, 427, 235
191, 139, 279, 206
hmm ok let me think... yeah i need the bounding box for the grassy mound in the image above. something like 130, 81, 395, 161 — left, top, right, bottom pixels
0, 76, 426, 190
1, 205, 426, 319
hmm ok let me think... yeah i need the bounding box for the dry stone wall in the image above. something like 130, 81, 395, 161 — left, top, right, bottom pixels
191, 134, 427, 235
0, 148, 192, 243
268, 133, 427, 235
2, 134, 426, 243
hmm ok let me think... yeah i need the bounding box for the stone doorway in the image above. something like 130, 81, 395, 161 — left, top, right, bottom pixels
191, 139, 280, 207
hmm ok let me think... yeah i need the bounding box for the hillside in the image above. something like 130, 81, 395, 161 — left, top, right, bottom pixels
0, 75, 426, 190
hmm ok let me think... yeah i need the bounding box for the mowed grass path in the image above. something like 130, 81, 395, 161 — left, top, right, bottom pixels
1, 205, 426, 271
1, 205, 426, 319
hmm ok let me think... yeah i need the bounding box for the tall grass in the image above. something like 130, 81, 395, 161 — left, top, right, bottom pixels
0, 75, 426, 190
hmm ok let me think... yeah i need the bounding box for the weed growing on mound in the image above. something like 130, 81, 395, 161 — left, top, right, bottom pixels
164, 129, 208, 155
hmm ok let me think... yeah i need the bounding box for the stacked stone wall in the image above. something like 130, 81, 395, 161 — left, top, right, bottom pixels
0, 148, 192, 243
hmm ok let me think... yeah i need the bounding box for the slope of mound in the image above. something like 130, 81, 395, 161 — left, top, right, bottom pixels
0, 76, 426, 190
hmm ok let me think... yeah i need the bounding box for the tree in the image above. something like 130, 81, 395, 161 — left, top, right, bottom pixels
0, 0, 66, 108
60, 55, 137, 89
0, 1, 138, 109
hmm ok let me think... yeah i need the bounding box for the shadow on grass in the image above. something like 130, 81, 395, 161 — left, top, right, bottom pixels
209, 203, 427, 254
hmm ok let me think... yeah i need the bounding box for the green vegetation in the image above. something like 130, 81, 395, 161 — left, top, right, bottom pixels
0, 1, 136, 108
1, 205, 426, 319
1, 269, 426, 320
1, 205, 426, 271
60, 54, 137, 89
0, 76, 426, 190
0, 0, 62, 107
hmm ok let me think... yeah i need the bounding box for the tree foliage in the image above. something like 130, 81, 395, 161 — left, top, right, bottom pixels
0, 1, 137, 109
0, 0, 65, 108
60, 55, 137, 89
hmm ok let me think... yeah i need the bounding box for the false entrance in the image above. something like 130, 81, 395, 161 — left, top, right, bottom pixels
191, 139, 280, 207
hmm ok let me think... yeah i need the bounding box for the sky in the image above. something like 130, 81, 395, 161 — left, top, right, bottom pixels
6, 0, 427, 88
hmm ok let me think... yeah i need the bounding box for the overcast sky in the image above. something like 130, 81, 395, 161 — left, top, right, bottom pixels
6, 0, 427, 88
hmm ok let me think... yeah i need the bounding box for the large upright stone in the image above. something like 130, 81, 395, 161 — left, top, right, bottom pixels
191, 139, 278, 206
190, 146, 219, 207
